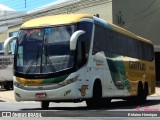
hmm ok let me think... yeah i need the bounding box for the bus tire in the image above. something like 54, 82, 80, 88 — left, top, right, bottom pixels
136, 82, 144, 104
9, 81, 13, 90
86, 80, 102, 108
143, 82, 148, 102
3, 82, 13, 90
41, 101, 49, 109
3, 85, 10, 90
101, 98, 111, 106
3, 82, 10, 90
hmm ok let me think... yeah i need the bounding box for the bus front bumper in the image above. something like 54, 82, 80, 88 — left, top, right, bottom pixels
14, 84, 80, 102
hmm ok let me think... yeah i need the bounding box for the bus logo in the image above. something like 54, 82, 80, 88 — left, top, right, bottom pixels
93, 58, 104, 66
79, 85, 88, 96
129, 61, 146, 71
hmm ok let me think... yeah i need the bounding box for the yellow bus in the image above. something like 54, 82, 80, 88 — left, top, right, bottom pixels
4, 14, 155, 109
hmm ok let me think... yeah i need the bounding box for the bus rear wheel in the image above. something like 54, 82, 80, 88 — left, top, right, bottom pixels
134, 82, 146, 104
143, 83, 148, 102
41, 101, 50, 109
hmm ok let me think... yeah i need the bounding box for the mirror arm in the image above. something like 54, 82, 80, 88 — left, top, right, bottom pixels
4, 36, 17, 56
70, 30, 85, 50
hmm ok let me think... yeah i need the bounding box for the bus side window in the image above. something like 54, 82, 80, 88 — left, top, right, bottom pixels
77, 41, 83, 68
92, 24, 105, 55
78, 21, 93, 58
76, 40, 87, 68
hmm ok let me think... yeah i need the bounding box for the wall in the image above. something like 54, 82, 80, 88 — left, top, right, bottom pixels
112, 0, 160, 51
25, 0, 112, 22
76, 0, 112, 22
0, 31, 7, 43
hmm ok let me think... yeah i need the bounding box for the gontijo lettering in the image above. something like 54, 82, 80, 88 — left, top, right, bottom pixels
129, 61, 146, 71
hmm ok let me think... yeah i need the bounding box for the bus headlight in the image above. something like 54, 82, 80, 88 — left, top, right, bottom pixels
14, 81, 25, 89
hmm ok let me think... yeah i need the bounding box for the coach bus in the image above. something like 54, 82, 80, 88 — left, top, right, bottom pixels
4, 14, 155, 109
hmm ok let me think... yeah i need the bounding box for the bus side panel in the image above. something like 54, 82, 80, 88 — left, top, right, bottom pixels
88, 53, 116, 97
103, 52, 130, 97
123, 57, 155, 96
104, 52, 155, 97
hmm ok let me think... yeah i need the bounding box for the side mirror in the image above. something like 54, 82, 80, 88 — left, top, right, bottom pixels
4, 36, 18, 56
70, 30, 85, 50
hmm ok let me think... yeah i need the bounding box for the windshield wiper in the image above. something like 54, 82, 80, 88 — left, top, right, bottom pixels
44, 43, 56, 73
25, 45, 40, 74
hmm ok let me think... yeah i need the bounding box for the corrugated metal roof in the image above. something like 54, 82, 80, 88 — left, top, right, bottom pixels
27, 0, 80, 14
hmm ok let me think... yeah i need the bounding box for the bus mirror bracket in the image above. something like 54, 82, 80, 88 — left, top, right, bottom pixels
4, 36, 18, 56
70, 30, 85, 50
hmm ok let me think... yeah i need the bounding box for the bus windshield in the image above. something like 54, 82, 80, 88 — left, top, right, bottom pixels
15, 25, 75, 74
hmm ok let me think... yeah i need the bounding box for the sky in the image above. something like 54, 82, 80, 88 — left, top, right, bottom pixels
0, 0, 57, 11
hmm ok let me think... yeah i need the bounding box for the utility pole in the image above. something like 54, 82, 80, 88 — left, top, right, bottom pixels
25, 0, 26, 8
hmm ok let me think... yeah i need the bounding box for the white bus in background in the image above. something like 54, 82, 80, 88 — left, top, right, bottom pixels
0, 32, 17, 90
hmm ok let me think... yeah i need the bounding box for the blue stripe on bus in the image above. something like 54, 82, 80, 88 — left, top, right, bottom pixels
93, 16, 113, 30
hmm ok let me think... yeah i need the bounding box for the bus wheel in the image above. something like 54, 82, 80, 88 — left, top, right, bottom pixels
136, 82, 144, 104
3, 85, 10, 90
10, 82, 13, 90
9, 81, 13, 90
101, 98, 111, 107
3, 82, 13, 90
143, 83, 148, 102
86, 80, 102, 108
41, 101, 50, 109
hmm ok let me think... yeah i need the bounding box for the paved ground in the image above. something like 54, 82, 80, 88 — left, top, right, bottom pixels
0, 89, 14, 102
1, 85, 160, 119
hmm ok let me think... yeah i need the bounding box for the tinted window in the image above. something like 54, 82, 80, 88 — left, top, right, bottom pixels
93, 24, 154, 61
0, 42, 3, 51
78, 22, 93, 54
92, 25, 106, 54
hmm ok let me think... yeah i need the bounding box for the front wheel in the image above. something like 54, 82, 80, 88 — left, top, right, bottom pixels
86, 80, 103, 108
41, 101, 50, 109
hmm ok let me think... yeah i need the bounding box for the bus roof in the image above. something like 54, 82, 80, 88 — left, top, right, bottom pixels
108, 22, 152, 45
21, 14, 152, 45
21, 14, 92, 29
